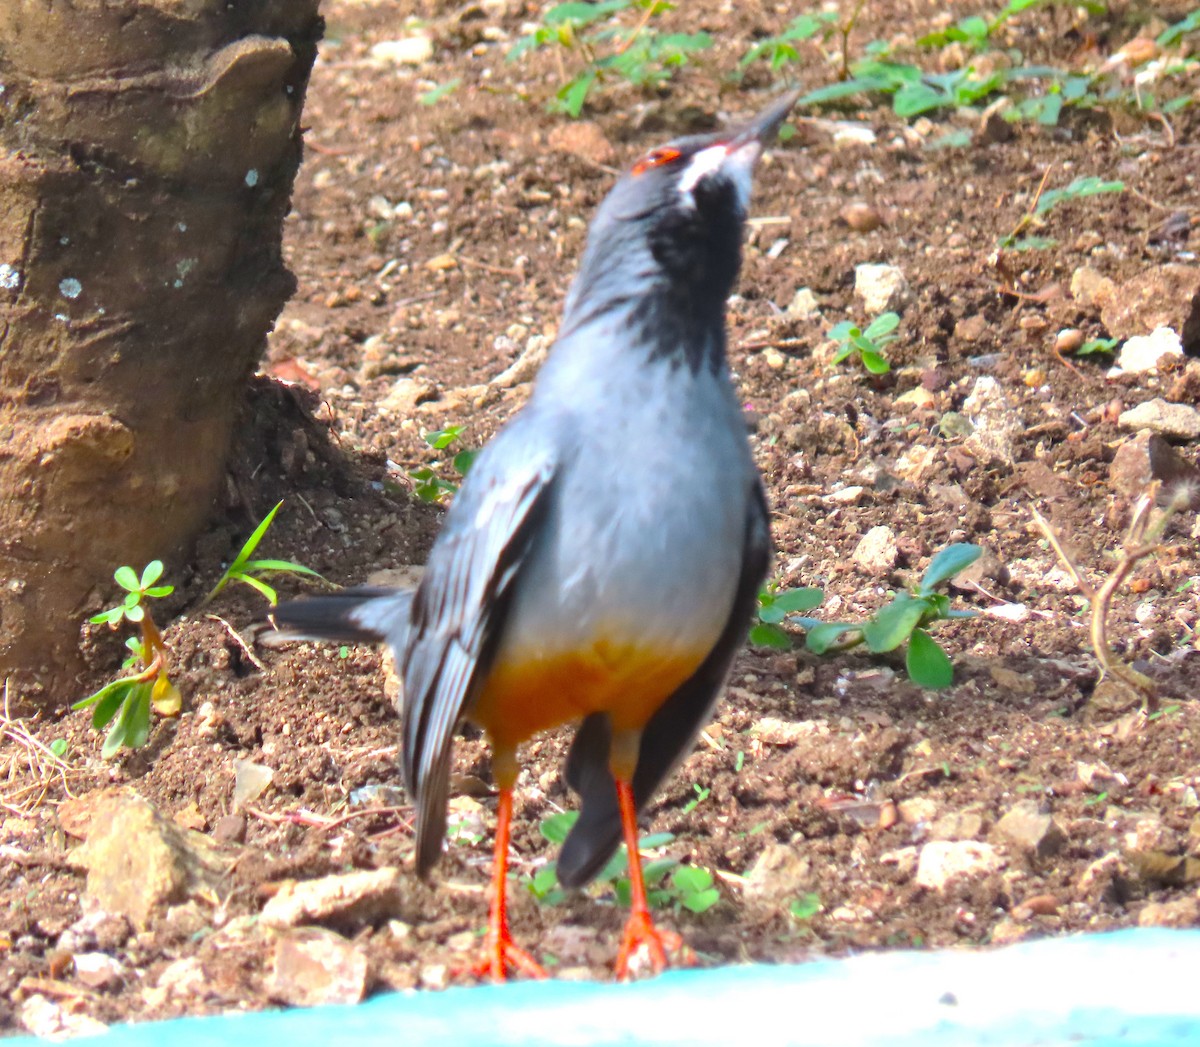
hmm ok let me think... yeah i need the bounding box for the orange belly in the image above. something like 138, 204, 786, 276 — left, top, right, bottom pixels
472, 639, 709, 751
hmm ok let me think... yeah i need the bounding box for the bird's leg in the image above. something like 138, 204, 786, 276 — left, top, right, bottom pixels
472, 750, 547, 982
611, 731, 684, 980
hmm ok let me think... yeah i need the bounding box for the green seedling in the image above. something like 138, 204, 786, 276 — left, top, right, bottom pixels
419, 79, 461, 106
738, 12, 838, 73
49, 739, 69, 759
205, 501, 324, 606
796, 543, 982, 689
409, 425, 478, 503
751, 583, 825, 650
789, 892, 822, 921
527, 810, 720, 913
1077, 336, 1118, 356
76, 561, 181, 757
681, 783, 710, 814
1000, 174, 1125, 250
829, 312, 899, 375
508, 0, 712, 118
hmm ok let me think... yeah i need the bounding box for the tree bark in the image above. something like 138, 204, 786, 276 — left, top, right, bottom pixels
0, 2, 322, 700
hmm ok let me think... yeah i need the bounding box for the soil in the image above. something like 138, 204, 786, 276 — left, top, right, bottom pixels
4, 0, 1200, 1035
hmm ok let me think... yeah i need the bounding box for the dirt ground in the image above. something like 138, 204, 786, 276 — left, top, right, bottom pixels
4, 0, 1200, 1035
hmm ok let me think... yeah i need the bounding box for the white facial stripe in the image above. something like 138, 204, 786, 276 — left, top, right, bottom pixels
677, 144, 729, 196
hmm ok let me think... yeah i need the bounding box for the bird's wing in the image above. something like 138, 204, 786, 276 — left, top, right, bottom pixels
267, 587, 414, 650
402, 447, 557, 876
556, 480, 771, 888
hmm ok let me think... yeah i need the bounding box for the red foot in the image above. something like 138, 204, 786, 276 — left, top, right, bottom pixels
614, 909, 688, 980
471, 931, 549, 983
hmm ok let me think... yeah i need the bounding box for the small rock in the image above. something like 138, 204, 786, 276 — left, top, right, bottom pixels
1077, 852, 1133, 905
897, 798, 937, 825
368, 36, 434, 66
986, 665, 1035, 696
764, 349, 786, 370
854, 263, 911, 314
750, 717, 828, 746
989, 919, 1030, 946
73, 952, 126, 992
1069, 266, 1116, 308
915, 840, 1003, 891
212, 813, 246, 845
995, 800, 1067, 858
895, 386, 937, 410
954, 315, 987, 343
840, 202, 883, 233
260, 867, 405, 930
1012, 893, 1060, 920
425, 252, 458, 272
895, 445, 937, 482
879, 846, 920, 877
1054, 328, 1084, 354
19, 996, 108, 1040
825, 485, 864, 505
1108, 326, 1183, 377
962, 376, 1020, 465
1101, 264, 1200, 349
852, 525, 897, 575
380, 377, 437, 415
155, 956, 207, 999
1118, 399, 1200, 441
744, 842, 813, 901
69, 789, 227, 931
547, 121, 615, 166
786, 287, 821, 320
930, 810, 986, 841
232, 758, 273, 810
831, 122, 876, 147
1137, 897, 1200, 928
56, 911, 131, 954
267, 928, 369, 1007
1109, 431, 1198, 500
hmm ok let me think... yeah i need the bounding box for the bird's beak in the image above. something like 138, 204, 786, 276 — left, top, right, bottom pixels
726, 88, 803, 152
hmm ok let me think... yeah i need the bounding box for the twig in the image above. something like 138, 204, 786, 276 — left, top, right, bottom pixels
614, 1, 658, 55
206, 614, 269, 673
457, 256, 524, 279
999, 163, 1055, 248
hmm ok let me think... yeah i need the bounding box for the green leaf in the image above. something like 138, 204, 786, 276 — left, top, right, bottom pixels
125, 604, 144, 623
680, 887, 720, 913
864, 312, 899, 339
828, 321, 857, 340
860, 348, 891, 374
424, 425, 465, 450
143, 585, 174, 599
831, 343, 854, 365
797, 77, 889, 107
236, 573, 279, 606
804, 621, 858, 654
1035, 176, 1124, 216
639, 832, 675, 850
89, 606, 125, 626
102, 717, 128, 759
749, 622, 792, 650
555, 70, 598, 118
906, 628, 954, 688
672, 865, 713, 894
925, 129, 972, 150
243, 559, 324, 578
770, 587, 825, 615
545, 0, 626, 28
893, 81, 946, 117
73, 677, 133, 718
643, 858, 680, 886
124, 682, 153, 749
49, 738, 68, 758
539, 811, 580, 844
452, 449, 478, 475
139, 561, 164, 588
1077, 337, 1118, 356
919, 543, 982, 592
862, 594, 928, 653
114, 565, 140, 591
789, 892, 821, 920
1158, 9, 1200, 47
419, 79, 461, 106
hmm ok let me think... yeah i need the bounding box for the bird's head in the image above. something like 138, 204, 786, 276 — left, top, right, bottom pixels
566, 90, 800, 322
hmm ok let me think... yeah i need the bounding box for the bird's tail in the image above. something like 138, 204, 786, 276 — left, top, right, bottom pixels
265, 586, 414, 653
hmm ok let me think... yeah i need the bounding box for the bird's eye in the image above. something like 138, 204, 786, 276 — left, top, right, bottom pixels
631, 146, 683, 176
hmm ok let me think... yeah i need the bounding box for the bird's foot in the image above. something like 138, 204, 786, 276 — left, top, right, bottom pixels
470, 930, 548, 983
614, 909, 689, 980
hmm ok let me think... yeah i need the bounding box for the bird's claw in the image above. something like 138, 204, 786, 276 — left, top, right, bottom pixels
614, 910, 689, 980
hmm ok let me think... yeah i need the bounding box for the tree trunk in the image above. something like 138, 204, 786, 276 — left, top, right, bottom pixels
0, 2, 322, 701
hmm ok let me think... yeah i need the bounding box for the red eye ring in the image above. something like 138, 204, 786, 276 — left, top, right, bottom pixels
631, 146, 682, 176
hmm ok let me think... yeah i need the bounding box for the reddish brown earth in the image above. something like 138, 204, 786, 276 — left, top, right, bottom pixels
3, 0, 1200, 1035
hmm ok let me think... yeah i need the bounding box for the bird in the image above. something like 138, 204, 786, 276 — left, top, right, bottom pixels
271, 90, 797, 981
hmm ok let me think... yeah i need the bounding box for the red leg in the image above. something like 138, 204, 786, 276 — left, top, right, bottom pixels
471, 786, 547, 982
613, 777, 684, 980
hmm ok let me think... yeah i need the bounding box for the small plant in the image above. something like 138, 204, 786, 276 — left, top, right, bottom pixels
1077, 336, 1119, 356
526, 810, 719, 913
205, 501, 324, 606
75, 561, 181, 757
680, 782, 710, 814
419, 79, 461, 106
999, 173, 1125, 249
796, 544, 983, 689
738, 12, 838, 74
508, 1, 712, 118
829, 312, 899, 375
751, 583, 825, 650
409, 425, 478, 503
789, 892, 822, 921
